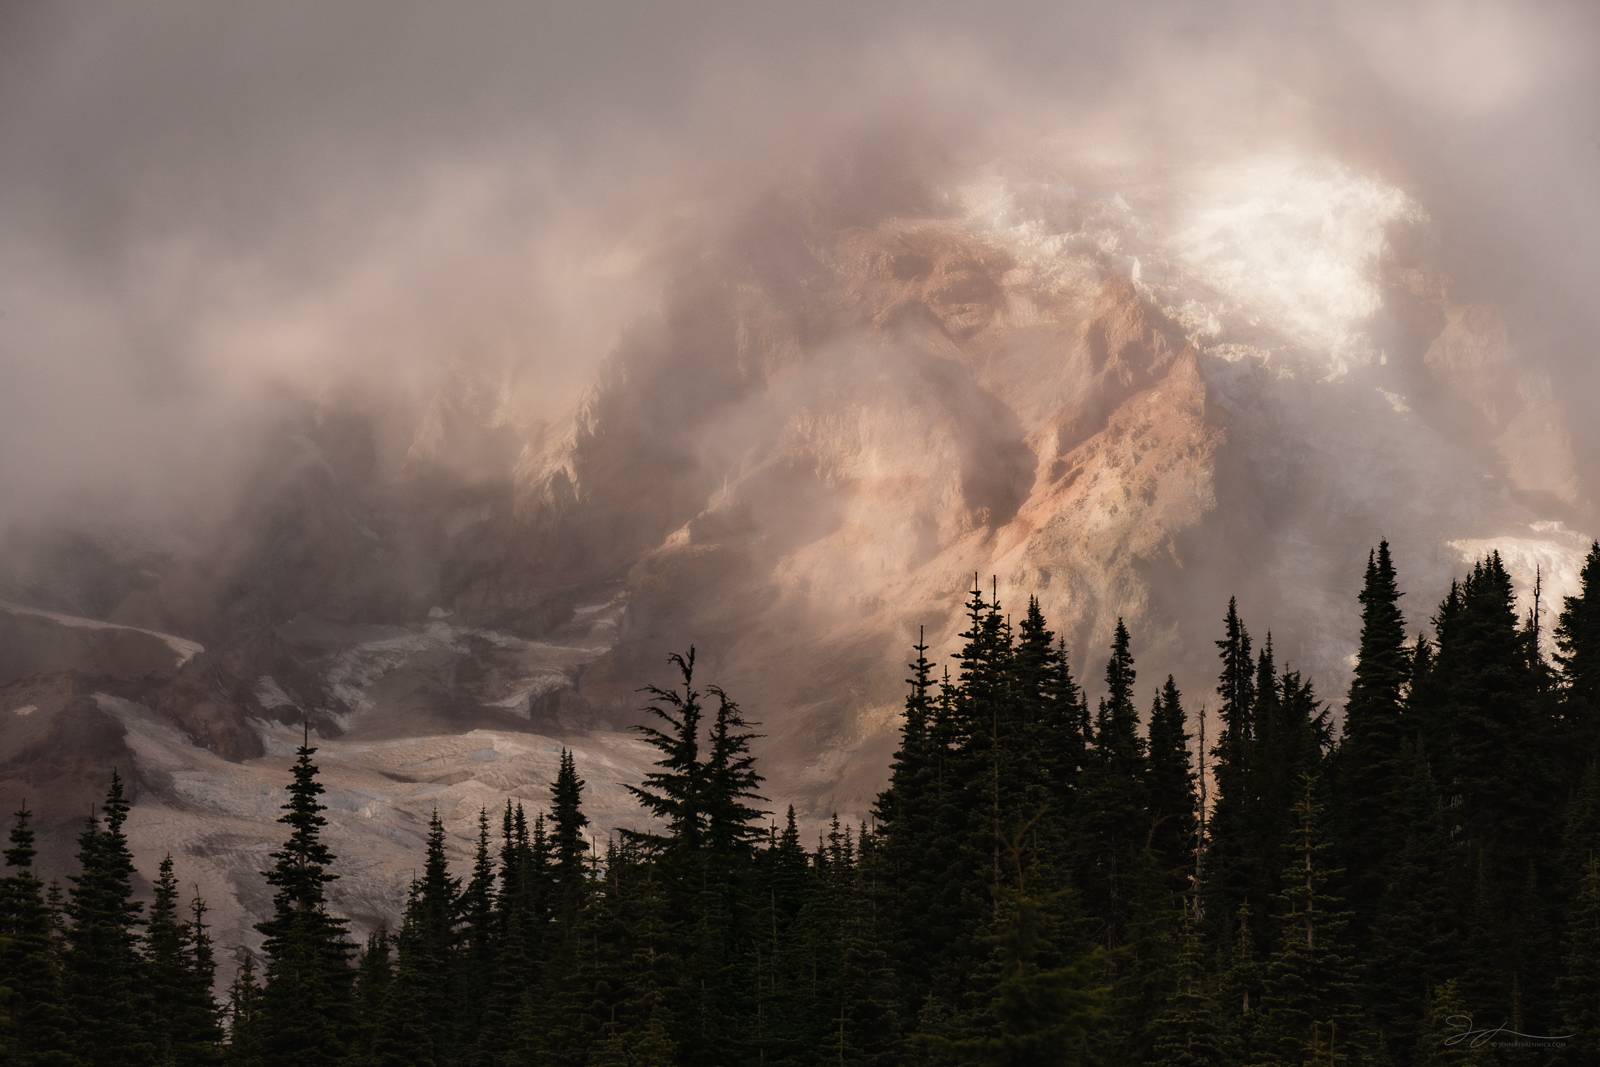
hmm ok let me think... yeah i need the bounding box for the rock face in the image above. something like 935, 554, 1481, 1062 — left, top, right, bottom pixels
1, 152, 1592, 953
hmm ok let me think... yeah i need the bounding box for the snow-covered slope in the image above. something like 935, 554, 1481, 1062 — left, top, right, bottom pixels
1, 147, 1592, 947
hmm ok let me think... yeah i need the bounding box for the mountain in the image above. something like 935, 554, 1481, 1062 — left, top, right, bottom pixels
1, 149, 1591, 956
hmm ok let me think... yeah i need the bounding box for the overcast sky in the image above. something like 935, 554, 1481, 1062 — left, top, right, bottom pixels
2, 1, 1596, 531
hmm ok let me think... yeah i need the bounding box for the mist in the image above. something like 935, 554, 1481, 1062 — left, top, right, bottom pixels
2, 0, 1596, 549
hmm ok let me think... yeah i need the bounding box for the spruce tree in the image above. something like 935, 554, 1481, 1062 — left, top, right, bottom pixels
1559, 855, 1600, 1060
1146, 675, 1199, 899
550, 749, 590, 917
223, 951, 265, 1067
1337, 542, 1410, 923
144, 855, 219, 1064
1256, 774, 1366, 1065
1557, 541, 1600, 766
64, 770, 153, 1066
255, 729, 354, 1065
626, 649, 706, 862
0, 803, 74, 1065
1075, 619, 1149, 950
1204, 599, 1257, 948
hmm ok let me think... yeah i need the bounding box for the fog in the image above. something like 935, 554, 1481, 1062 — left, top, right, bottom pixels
2, 0, 1596, 537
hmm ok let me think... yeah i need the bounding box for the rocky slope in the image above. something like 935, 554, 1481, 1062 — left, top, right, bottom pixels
2, 151, 1592, 955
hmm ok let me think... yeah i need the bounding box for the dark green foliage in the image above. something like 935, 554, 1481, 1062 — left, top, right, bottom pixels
224, 951, 265, 1067
254, 731, 354, 1065
1074, 619, 1149, 950
1557, 541, 1600, 764
1256, 774, 1366, 1065
0, 804, 75, 1066
1146, 675, 1198, 899
64, 770, 154, 1066
9, 540, 1599, 1066
1337, 542, 1411, 925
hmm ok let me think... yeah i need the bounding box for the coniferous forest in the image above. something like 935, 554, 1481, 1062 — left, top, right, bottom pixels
5, 539, 1600, 1066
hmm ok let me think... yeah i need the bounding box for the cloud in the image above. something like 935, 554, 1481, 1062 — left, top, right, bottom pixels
0, 0, 1595, 538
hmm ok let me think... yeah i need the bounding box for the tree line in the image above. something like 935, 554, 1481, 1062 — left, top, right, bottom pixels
3, 538, 1600, 1065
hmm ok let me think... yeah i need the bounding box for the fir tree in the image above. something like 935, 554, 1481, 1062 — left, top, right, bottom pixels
1075, 619, 1149, 950
1557, 541, 1600, 766
1204, 599, 1258, 948
223, 950, 265, 1067
64, 770, 153, 1066
550, 749, 591, 917
1337, 542, 1410, 924
144, 855, 219, 1064
1146, 675, 1199, 899
1256, 774, 1366, 1065
254, 728, 354, 1065
0, 803, 74, 1065
626, 649, 706, 862
1559, 856, 1600, 1060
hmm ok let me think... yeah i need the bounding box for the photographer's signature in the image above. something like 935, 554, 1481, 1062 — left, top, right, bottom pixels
1443, 1015, 1573, 1049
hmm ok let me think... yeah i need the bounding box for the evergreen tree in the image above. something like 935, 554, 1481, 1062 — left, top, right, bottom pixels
144, 855, 219, 1064
457, 807, 497, 1053
183, 893, 223, 1063
1146, 675, 1199, 899
550, 749, 591, 917
64, 770, 153, 1066
1557, 541, 1600, 766
1204, 599, 1258, 948
626, 649, 706, 862
1075, 619, 1149, 950
254, 728, 354, 1065
348, 927, 393, 1064
1149, 902, 1236, 1066
1256, 774, 1366, 1065
1559, 855, 1600, 1060
223, 951, 265, 1067
0, 803, 74, 1066
1337, 542, 1410, 928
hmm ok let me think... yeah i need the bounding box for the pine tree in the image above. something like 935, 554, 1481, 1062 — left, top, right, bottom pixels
457, 807, 497, 1052
1204, 599, 1257, 949
1256, 774, 1366, 1065
551, 749, 591, 917
626, 649, 706, 862
1559, 856, 1600, 1060
183, 893, 223, 1064
1557, 541, 1600, 767
0, 803, 74, 1065
144, 855, 219, 1064
223, 951, 265, 1067
873, 629, 947, 1015
1413, 980, 1493, 1066
953, 823, 1108, 1066
254, 729, 354, 1065
1146, 675, 1199, 900
1337, 542, 1410, 929
1149, 902, 1236, 1066
348, 927, 392, 1064
1367, 741, 1456, 1056
64, 770, 153, 1066
1075, 619, 1149, 950
703, 687, 767, 865
374, 881, 438, 1066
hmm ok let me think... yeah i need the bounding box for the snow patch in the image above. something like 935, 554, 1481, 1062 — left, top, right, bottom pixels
1446, 521, 1592, 647
12, 704, 36, 717
254, 675, 295, 710
0, 599, 204, 666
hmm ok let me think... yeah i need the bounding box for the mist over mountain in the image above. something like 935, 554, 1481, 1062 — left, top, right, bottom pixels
2, 0, 1597, 955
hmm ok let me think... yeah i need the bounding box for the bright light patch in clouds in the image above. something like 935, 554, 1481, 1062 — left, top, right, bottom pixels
1175, 156, 1423, 376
